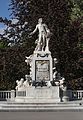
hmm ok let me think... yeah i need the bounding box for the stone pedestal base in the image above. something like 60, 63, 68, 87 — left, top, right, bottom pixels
15, 86, 61, 103
62, 96, 69, 102
62, 86, 69, 102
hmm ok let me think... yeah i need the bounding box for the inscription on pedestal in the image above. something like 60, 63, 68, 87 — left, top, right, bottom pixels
35, 60, 50, 82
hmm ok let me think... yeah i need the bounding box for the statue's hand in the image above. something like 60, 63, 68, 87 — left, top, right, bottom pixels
47, 32, 52, 38
29, 32, 33, 36
28, 33, 33, 38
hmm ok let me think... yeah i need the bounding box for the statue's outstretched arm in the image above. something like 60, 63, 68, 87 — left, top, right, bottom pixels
30, 25, 38, 35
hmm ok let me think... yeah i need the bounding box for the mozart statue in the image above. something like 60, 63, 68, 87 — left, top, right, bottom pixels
30, 18, 51, 51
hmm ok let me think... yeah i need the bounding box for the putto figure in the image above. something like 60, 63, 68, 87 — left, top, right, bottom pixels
30, 18, 51, 51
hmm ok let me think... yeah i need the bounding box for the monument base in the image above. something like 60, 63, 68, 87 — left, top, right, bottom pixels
15, 86, 61, 103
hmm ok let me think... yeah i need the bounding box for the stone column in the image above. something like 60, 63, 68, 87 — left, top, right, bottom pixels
11, 90, 15, 101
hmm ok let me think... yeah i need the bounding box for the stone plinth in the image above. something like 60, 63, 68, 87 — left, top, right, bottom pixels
15, 86, 61, 103
31, 51, 53, 82
62, 87, 69, 102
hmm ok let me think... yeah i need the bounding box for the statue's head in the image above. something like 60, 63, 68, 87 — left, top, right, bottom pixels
20, 78, 24, 82
38, 18, 43, 23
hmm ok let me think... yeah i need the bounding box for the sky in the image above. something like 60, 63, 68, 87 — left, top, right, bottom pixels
0, 0, 11, 29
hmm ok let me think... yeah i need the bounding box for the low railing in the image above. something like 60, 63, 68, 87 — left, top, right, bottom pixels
72, 90, 83, 100
0, 89, 83, 101
68, 90, 83, 100
0, 91, 11, 100
0, 90, 15, 101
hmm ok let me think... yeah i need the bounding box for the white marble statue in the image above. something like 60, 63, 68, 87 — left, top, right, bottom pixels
25, 55, 33, 79
30, 18, 51, 51
59, 77, 65, 85
54, 58, 58, 64
16, 76, 32, 90
16, 78, 24, 90
23, 80, 29, 87
53, 67, 57, 80
46, 81, 52, 88
24, 74, 32, 87
25, 55, 33, 65
53, 71, 57, 80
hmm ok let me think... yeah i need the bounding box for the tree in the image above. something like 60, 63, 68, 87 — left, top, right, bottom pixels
0, 0, 82, 89
0, 45, 33, 90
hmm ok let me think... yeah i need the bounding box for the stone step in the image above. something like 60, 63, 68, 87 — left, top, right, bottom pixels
0, 101, 83, 106
1, 103, 82, 107
0, 104, 83, 108
0, 107, 83, 112
0, 101, 83, 111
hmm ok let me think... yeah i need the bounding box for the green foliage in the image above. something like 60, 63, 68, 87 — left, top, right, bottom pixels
0, 42, 7, 48
79, 21, 83, 51
0, 45, 33, 90
0, 0, 82, 90
79, 43, 83, 50
69, 0, 83, 20
0, 42, 5, 48
67, 77, 83, 90
0, 39, 8, 48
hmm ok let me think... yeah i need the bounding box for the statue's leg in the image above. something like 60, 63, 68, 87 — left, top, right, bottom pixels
42, 34, 45, 51
39, 33, 42, 43
37, 33, 42, 51
45, 38, 50, 51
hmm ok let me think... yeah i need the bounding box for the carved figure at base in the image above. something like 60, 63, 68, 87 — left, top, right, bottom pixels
23, 80, 29, 87
59, 77, 65, 89
25, 55, 33, 65
16, 78, 24, 90
30, 18, 51, 51
46, 81, 52, 88
25, 56, 33, 79
53, 67, 57, 81
24, 75, 32, 87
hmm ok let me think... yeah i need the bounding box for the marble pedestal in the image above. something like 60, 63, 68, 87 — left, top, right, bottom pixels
31, 51, 53, 83
15, 86, 61, 103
